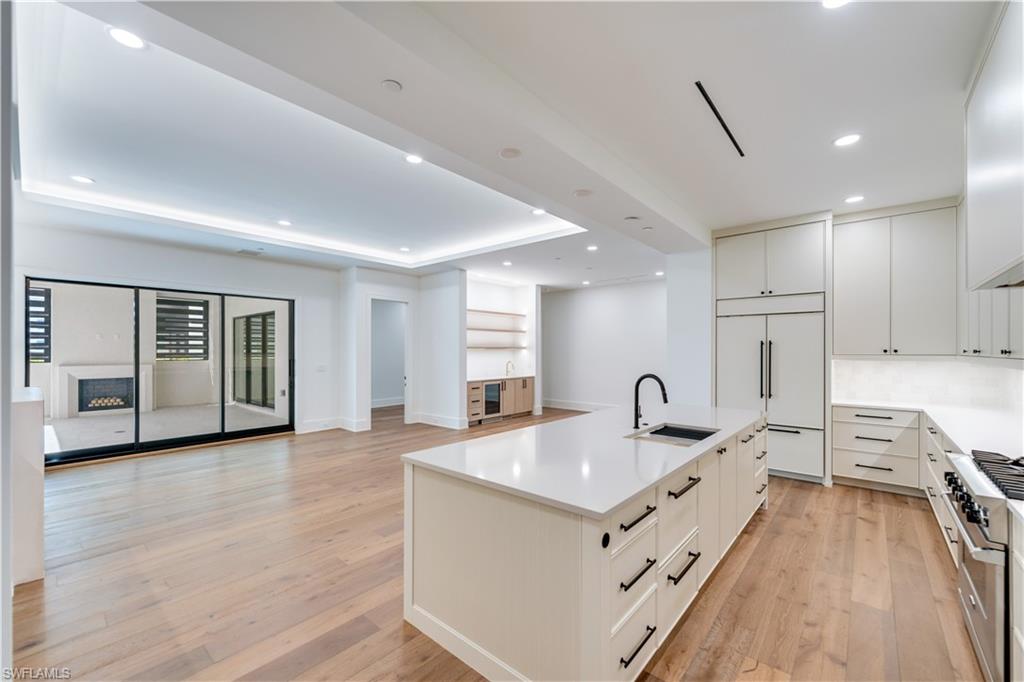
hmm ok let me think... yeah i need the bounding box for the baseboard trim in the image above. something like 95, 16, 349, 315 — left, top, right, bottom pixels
405, 605, 528, 682
414, 412, 467, 430
338, 417, 370, 433
372, 397, 405, 408
767, 468, 826, 485
542, 398, 617, 412
296, 418, 343, 434
832, 475, 925, 498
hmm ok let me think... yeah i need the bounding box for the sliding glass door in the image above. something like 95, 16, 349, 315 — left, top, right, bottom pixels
26, 278, 294, 465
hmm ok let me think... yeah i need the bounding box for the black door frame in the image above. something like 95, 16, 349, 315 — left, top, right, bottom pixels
24, 276, 296, 466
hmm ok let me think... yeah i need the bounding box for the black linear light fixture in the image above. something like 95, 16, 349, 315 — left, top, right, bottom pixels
695, 80, 745, 158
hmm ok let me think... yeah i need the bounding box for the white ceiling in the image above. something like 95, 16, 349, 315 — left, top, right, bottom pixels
12, 1, 998, 289
14, 2, 585, 268
422, 1, 998, 229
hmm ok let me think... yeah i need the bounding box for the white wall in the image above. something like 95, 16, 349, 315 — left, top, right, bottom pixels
417, 269, 467, 428
667, 249, 713, 406
371, 299, 406, 407
14, 224, 341, 434
466, 278, 535, 380
542, 280, 667, 411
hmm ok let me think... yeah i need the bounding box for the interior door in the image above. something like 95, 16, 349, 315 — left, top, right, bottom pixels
715, 315, 766, 413
765, 222, 825, 296
833, 218, 891, 354
715, 232, 766, 299
766, 313, 824, 429
890, 208, 956, 354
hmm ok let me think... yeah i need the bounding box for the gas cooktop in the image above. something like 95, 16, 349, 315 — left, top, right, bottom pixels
972, 450, 1024, 501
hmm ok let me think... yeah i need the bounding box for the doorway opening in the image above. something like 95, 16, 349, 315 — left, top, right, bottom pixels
370, 299, 407, 430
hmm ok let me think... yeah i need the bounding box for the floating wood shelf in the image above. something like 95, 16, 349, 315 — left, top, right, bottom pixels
466, 346, 528, 350
467, 308, 526, 318
467, 327, 526, 333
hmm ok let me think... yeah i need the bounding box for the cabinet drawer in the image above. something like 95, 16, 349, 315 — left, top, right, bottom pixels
833, 421, 919, 458
924, 447, 951, 491
608, 589, 658, 682
833, 405, 919, 428
468, 382, 482, 393
657, 532, 700, 642
766, 427, 823, 477
609, 489, 657, 552
656, 462, 699, 563
834, 448, 919, 487
610, 524, 658, 629
754, 433, 768, 477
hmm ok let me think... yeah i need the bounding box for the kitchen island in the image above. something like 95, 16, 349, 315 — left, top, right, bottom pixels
402, 403, 766, 681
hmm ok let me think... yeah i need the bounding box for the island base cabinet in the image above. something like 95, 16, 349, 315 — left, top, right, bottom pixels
657, 531, 700, 644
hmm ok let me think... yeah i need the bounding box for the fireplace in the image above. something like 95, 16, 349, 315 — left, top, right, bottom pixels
78, 377, 134, 413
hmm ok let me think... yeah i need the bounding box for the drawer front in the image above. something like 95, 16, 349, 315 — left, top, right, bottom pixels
656, 462, 699, 562
755, 465, 768, 509
611, 524, 658, 628
610, 489, 658, 552
833, 421, 919, 458
833, 405, 920, 428
766, 427, 824, 477
608, 589, 658, 682
657, 532, 700, 642
753, 432, 768, 477
924, 447, 952, 492
833, 448, 919, 487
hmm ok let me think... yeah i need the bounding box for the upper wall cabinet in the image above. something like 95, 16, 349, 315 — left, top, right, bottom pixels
716, 222, 824, 300
966, 2, 1023, 289
834, 208, 956, 355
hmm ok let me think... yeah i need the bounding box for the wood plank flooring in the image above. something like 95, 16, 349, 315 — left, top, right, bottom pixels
14, 406, 982, 681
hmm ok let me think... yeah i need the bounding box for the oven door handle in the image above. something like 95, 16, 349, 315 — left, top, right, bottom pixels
941, 492, 1006, 565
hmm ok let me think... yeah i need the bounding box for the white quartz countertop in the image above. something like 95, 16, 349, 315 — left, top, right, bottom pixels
402, 403, 761, 519
833, 398, 1024, 522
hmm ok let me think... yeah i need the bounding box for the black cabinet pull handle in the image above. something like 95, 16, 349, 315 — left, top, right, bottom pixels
755, 425, 765, 432
855, 413, 893, 420
620, 626, 656, 669
620, 505, 656, 532
927, 427, 937, 434
927, 452, 937, 463
926, 486, 936, 498
943, 526, 958, 544
755, 483, 767, 495
767, 340, 774, 398
667, 476, 700, 499
767, 427, 800, 434
759, 340, 765, 399
620, 557, 656, 592
667, 551, 701, 585
855, 463, 893, 472
756, 450, 767, 460
855, 435, 893, 443
741, 435, 754, 443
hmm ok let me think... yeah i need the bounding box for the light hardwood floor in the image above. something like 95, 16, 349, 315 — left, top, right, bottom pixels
14, 406, 982, 681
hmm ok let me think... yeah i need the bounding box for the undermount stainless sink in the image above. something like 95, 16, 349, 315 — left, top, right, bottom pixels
627, 423, 719, 446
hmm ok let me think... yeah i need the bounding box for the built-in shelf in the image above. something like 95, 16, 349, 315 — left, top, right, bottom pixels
467, 327, 526, 333
467, 308, 526, 318
466, 346, 527, 350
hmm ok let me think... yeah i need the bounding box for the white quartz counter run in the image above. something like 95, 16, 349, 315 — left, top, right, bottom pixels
401, 403, 761, 519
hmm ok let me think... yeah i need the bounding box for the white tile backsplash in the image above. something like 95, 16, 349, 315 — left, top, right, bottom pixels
832, 357, 1024, 411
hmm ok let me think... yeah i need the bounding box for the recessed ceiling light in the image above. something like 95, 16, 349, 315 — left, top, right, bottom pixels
502, 260, 512, 266
833, 133, 861, 147
405, 154, 423, 164
822, 0, 850, 8
277, 219, 292, 227
655, 271, 665, 277
107, 27, 145, 49
381, 79, 403, 92
582, 280, 591, 286
845, 195, 864, 204
70, 175, 94, 184
499, 147, 522, 159
624, 216, 640, 221
586, 245, 598, 252
531, 208, 547, 216
399, 246, 411, 252
572, 188, 593, 198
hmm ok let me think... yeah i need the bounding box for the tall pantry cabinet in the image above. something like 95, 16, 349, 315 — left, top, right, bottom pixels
714, 220, 828, 480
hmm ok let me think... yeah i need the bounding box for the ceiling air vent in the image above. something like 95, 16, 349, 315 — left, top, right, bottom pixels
236, 248, 264, 257
695, 81, 745, 158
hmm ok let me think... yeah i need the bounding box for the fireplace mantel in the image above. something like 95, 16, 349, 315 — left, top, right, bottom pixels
54, 364, 153, 419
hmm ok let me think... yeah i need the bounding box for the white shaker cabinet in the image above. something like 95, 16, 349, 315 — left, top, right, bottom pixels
966, 2, 1023, 290
716, 232, 766, 299
833, 217, 891, 355
717, 439, 737, 558
890, 208, 956, 354
715, 315, 767, 413
1010, 288, 1024, 357
716, 223, 824, 300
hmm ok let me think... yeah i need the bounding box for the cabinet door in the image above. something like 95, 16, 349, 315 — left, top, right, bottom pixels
834, 218, 891, 354
766, 313, 824, 429
1010, 289, 1024, 358
956, 204, 970, 354
736, 429, 756, 523
968, 291, 982, 355
890, 208, 957, 355
992, 288, 1011, 356
521, 377, 535, 413
979, 290, 994, 357
696, 451, 720, 585
766, 222, 825, 296
718, 440, 737, 557
716, 232, 766, 299
500, 379, 515, 416
716, 315, 766, 413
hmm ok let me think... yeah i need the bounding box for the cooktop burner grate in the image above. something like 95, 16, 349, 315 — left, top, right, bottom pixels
973, 450, 1024, 501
